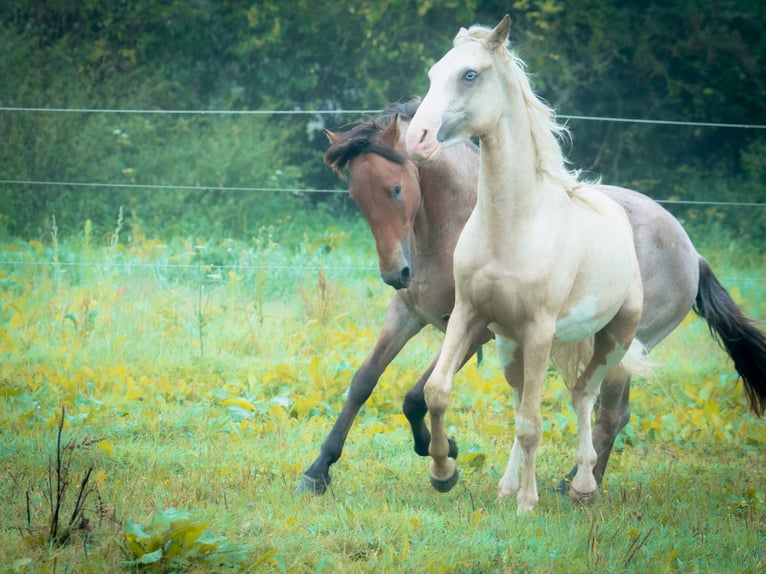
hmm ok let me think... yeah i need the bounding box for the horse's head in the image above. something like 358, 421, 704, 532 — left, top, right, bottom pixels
406, 14, 512, 162
325, 106, 422, 290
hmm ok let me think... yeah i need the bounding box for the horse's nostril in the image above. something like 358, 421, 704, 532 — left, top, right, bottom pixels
401, 266, 411, 283
418, 130, 428, 145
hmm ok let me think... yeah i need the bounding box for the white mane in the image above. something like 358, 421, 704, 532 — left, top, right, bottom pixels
465, 24, 583, 192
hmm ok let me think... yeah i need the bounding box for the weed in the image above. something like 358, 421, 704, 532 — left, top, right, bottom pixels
14, 407, 105, 550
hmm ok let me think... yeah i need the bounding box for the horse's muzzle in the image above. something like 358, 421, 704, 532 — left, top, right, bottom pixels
381, 265, 412, 290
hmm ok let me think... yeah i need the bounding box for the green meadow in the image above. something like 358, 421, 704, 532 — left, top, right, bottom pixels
0, 215, 764, 573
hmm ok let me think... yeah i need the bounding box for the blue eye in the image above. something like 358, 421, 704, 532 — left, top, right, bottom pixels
464, 70, 478, 82
392, 184, 402, 199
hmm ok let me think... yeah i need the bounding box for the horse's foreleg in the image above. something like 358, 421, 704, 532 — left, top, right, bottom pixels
404, 333, 489, 459
497, 336, 524, 498
297, 296, 423, 495
297, 364, 378, 494
425, 303, 484, 493
403, 361, 452, 458
514, 327, 553, 514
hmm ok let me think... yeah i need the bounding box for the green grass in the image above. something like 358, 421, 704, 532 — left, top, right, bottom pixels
1, 223, 765, 573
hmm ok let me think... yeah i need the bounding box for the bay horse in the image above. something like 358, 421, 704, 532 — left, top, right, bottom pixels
404, 15, 766, 512
298, 110, 766, 497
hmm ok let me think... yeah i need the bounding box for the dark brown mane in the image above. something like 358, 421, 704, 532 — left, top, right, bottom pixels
324, 99, 421, 177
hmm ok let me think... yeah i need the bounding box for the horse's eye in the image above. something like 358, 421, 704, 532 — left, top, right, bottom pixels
392, 184, 402, 199
464, 70, 478, 82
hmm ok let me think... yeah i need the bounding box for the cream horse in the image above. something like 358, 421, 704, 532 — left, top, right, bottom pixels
406, 15, 646, 513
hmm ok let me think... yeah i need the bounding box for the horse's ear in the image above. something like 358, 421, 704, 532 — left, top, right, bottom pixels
453, 26, 470, 46
325, 129, 342, 145
380, 114, 400, 148
486, 14, 511, 49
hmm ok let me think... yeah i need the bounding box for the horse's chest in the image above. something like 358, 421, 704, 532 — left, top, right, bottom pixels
458, 267, 545, 325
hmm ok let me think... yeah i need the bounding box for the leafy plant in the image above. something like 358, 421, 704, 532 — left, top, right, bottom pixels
123, 507, 241, 571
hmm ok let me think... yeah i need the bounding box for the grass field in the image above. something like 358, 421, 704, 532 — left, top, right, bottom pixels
1, 219, 765, 573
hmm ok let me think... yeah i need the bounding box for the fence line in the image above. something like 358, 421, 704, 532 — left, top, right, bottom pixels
0, 259, 761, 285
0, 179, 346, 194
0, 259, 376, 273
1, 179, 764, 208
2, 106, 765, 130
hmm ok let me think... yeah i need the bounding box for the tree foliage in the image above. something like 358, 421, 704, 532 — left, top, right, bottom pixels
1, 0, 764, 239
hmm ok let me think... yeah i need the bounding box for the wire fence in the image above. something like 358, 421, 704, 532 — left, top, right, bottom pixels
1, 105, 763, 283
3, 106, 766, 130
2, 106, 766, 207
1, 258, 761, 288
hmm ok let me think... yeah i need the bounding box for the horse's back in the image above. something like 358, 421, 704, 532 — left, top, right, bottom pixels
598, 185, 699, 350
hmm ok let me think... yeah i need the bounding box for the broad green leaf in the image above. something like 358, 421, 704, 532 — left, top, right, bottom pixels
135, 549, 163, 565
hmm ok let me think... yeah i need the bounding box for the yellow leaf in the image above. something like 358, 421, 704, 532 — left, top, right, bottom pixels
126, 389, 143, 401
269, 404, 289, 425
98, 440, 115, 456
9, 312, 25, 331
220, 397, 256, 411
274, 363, 299, 380
108, 364, 130, 380
308, 356, 323, 383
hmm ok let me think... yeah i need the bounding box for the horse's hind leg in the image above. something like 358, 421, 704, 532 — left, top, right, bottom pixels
557, 372, 631, 493
570, 342, 625, 503
592, 371, 631, 484
570, 297, 641, 504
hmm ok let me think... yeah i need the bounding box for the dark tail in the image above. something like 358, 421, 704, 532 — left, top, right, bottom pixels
693, 258, 766, 416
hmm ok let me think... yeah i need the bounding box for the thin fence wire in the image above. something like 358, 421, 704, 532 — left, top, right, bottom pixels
0, 258, 761, 286
0, 259, 376, 273
3, 106, 765, 207
1, 179, 764, 207
2, 106, 766, 130
0, 179, 346, 194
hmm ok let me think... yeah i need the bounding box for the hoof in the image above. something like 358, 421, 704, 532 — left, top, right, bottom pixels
569, 486, 597, 506
295, 474, 329, 495
516, 499, 538, 515
429, 459, 459, 493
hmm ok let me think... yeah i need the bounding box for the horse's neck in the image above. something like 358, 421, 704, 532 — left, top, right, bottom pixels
476, 111, 542, 225
415, 143, 478, 254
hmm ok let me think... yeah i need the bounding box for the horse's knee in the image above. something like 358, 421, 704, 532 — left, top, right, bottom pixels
402, 386, 427, 421
424, 385, 450, 417
515, 415, 541, 451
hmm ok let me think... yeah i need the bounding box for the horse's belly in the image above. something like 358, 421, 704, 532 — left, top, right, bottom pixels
554, 294, 608, 342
